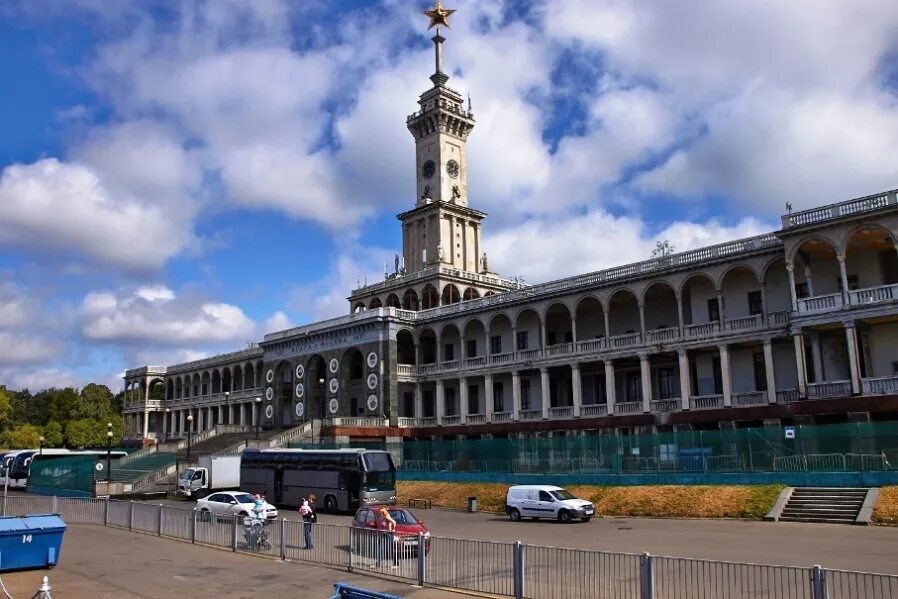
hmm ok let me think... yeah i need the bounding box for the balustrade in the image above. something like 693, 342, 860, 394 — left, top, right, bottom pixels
732, 391, 767, 407
546, 343, 574, 357
442, 415, 461, 425
646, 328, 678, 343
769, 310, 790, 325
849, 283, 898, 306
464, 356, 486, 368
441, 360, 460, 371
397, 364, 415, 375
580, 404, 608, 417
614, 402, 641, 415
862, 375, 898, 395
807, 380, 851, 398
518, 349, 543, 361
609, 333, 641, 348
466, 413, 487, 424
650, 398, 681, 413
692, 394, 723, 410
518, 410, 542, 421
329, 417, 389, 428
548, 406, 574, 419
684, 322, 720, 339
492, 412, 513, 423
419, 417, 437, 426
398, 417, 417, 427
776, 389, 800, 404
489, 352, 514, 365
781, 191, 896, 227
725, 315, 762, 332
576, 338, 605, 353
797, 293, 842, 314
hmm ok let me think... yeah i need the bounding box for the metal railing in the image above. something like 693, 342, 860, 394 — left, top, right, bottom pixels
4, 495, 898, 598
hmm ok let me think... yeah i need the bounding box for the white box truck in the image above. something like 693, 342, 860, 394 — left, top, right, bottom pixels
177, 455, 241, 498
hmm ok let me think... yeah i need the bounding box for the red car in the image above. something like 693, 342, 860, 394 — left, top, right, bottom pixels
351, 506, 431, 556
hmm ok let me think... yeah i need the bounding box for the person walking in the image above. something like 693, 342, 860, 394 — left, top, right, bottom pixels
299, 495, 317, 549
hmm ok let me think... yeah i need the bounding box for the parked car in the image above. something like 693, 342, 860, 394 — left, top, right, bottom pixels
351, 506, 431, 556
505, 485, 595, 523
196, 491, 278, 521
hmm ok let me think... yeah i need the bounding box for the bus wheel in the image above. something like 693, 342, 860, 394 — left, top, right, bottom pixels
324, 495, 338, 513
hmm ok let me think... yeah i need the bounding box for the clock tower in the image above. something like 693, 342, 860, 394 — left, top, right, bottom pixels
399, 3, 485, 274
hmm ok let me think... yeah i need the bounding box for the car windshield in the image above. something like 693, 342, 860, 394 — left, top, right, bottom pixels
384, 509, 418, 525
233, 494, 255, 504
550, 490, 576, 501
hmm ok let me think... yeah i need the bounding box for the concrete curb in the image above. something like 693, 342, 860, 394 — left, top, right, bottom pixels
764, 487, 793, 521
855, 487, 880, 525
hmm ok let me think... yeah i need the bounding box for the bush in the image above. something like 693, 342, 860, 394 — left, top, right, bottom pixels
872, 487, 898, 525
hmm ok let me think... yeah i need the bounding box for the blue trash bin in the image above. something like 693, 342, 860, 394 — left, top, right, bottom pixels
0, 514, 66, 572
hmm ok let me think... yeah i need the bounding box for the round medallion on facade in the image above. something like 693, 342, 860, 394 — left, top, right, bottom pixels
265, 369, 274, 384
366, 351, 378, 369
295, 383, 304, 398
446, 159, 460, 178
265, 387, 274, 401
328, 398, 339, 414
366, 394, 378, 412
295, 364, 304, 379
264, 404, 274, 419
329, 377, 339, 394
329, 358, 339, 374
366, 373, 378, 390
295, 402, 305, 419
422, 159, 435, 179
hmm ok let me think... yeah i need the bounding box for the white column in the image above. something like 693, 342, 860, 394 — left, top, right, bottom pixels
810, 333, 824, 383
786, 263, 798, 311
603, 310, 611, 340
794, 333, 808, 397
719, 344, 732, 407
435, 380, 445, 425
484, 374, 493, 421
638, 302, 646, 340
229, 404, 235, 426
179, 410, 185, 436
676, 294, 685, 336
763, 339, 777, 404
540, 368, 550, 419
804, 265, 814, 296
760, 283, 769, 326
604, 360, 615, 415
251, 403, 257, 427
716, 291, 725, 322
162, 412, 168, 439
845, 323, 862, 395
678, 349, 691, 410
143, 377, 151, 439
571, 364, 582, 417
217, 405, 224, 425
512, 371, 521, 420
639, 353, 652, 413
414, 384, 423, 419
459, 377, 468, 424
571, 317, 578, 346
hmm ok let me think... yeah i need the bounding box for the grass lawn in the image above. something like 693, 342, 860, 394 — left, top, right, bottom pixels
397, 481, 783, 520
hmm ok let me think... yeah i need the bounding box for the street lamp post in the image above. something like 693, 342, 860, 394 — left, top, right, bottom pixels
106, 422, 113, 482
224, 391, 230, 427
164, 408, 171, 441
39, 436, 45, 456
254, 397, 262, 439
186, 413, 194, 462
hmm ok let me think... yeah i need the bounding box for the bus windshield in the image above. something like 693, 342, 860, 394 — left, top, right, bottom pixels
363, 470, 396, 492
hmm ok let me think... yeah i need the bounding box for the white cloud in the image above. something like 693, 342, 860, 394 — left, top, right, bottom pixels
0, 367, 83, 392
262, 311, 294, 335
81, 286, 256, 344
485, 210, 771, 283
0, 157, 195, 272
0, 332, 59, 365
0, 282, 29, 328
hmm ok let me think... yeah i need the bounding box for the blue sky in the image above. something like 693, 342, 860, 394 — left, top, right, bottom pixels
1, 0, 897, 391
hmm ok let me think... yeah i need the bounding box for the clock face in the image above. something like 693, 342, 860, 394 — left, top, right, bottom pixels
422, 160, 436, 179
446, 159, 460, 178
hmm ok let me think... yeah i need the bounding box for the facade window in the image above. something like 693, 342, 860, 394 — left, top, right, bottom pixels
444, 343, 455, 362
490, 335, 502, 355
516, 331, 528, 351
625, 372, 642, 402
493, 382, 504, 413
445, 387, 456, 415
466, 339, 477, 358
837, 274, 860, 292
748, 290, 763, 316
658, 368, 676, 400
795, 282, 809, 299
707, 298, 720, 322
753, 353, 767, 391
468, 384, 479, 414
521, 379, 531, 411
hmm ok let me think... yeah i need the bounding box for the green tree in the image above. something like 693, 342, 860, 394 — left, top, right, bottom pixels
48, 388, 81, 424
65, 419, 102, 448
42, 421, 64, 447
76, 383, 114, 420
3, 424, 42, 448
0, 386, 12, 428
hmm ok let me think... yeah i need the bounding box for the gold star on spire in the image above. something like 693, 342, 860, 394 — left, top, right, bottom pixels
422, 0, 455, 29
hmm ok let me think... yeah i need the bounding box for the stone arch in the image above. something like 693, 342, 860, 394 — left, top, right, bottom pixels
353, 302, 367, 313
716, 263, 762, 291
369, 297, 383, 309
513, 307, 542, 350
273, 359, 293, 427
842, 223, 898, 288
175, 377, 183, 399
441, 284, 461, 305
306, 355, 328, 419
462, 317, 487, 358
244, 362, 255, 390
544, 302, 573, 346
402, 288, 420, 311
386, 294, 401, 308
421, 284, 439, 309
233, 364, 243, 391
342, 348, 365, 381
789, 236, 841, 297
763, 257, 793, 313
396, 329, 416, 365
642, 281, 679, 331
487, 313, 514, 355
787, 234, 840, 266
418, 327, 438, 363
607, 288, 641, 336
166, 379, 174, 400
201, 371, 210, 395
439, 323, 462, 362
679, 273, 719, 325
222, 367, 232, 393
211, 370, 222, 394
463, 287, 481, 301
575, 295, 606, 340
720, 265, 763, 319
484, 291, 496, 297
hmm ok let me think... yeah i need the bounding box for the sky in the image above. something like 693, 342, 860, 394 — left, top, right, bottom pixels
1, 0, 898, 392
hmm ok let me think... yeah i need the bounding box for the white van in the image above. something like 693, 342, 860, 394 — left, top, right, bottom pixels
505, 485, 595, 523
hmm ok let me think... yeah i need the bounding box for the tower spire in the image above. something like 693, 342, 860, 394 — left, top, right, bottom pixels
422, 1, 455, 87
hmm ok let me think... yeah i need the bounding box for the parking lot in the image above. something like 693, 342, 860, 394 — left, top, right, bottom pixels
147, 495, 898, 574
0, 524, 458, 599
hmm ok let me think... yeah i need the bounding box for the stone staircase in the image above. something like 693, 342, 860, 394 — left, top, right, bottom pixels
779, 487, 869, 524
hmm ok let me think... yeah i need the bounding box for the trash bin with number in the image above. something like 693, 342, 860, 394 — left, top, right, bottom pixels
0, 514, 66, 572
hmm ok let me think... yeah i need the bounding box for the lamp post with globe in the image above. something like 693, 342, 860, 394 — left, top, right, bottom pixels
254, 397, 262, 439
186, 413, 194, 462
106, 422, 113, 480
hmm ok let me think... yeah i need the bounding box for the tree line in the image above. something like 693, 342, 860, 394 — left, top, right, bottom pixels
0, 383, 124, 449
